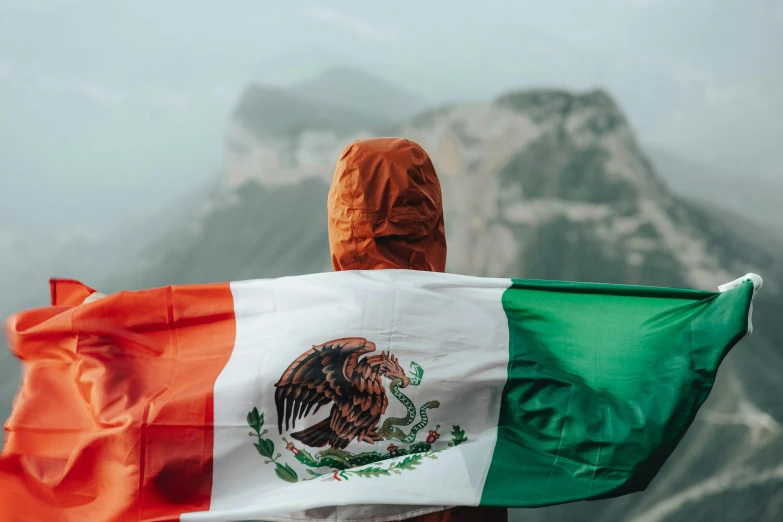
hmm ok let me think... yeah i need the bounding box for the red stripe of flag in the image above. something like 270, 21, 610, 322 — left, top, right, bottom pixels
1, 280, 236, 521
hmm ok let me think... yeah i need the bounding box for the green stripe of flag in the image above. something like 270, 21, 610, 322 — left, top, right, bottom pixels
481, 278, 755, 507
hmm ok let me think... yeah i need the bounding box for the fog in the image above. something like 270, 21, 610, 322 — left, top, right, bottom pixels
0, 0, 781, 236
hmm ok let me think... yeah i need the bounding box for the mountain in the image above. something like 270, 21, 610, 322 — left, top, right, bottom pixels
219, 83, 390, 193
646, 146, 783, 231
291, 66, 430, 124
233, 83, 388, 139
5, 78, 783, 521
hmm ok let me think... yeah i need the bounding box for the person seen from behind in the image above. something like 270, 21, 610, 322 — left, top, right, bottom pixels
327, 137, 508, 522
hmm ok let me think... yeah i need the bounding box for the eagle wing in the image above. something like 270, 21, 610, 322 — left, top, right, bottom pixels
274, 337, 376, 434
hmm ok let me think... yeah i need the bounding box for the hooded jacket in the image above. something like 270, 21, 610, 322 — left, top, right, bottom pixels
327, 138, 507, 522
328, 137, 447, 272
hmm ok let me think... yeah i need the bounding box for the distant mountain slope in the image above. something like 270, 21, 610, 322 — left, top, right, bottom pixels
646, 146, 783, 230
220, 82, 388, 192
291, 66, 429, 124
233, 83, 388, 140
131, 179, 331, 288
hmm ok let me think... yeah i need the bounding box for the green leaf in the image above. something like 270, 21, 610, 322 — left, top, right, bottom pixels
247, 408, 261, 431
258, 411, 265, 429
275, 463, 299, 483
353, 466, 390, 478
394, 454, 423, 471
259, 438, 275, 459
449, 425, 468, 446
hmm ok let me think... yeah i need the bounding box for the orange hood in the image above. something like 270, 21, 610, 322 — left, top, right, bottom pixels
327, 138, 447, 272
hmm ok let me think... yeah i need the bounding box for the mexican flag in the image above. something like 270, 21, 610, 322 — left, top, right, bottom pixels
1, 270, 761, 522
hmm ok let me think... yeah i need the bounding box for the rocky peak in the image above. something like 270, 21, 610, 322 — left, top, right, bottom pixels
220, 84, 382, 192
214, 83, 761, 292
498, 88, 617, 115
393, 88, 727, 286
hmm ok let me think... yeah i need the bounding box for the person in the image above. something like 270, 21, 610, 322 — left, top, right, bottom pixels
327, 137, 508, 522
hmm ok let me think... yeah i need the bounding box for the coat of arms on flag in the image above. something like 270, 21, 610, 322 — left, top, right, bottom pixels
247, 337, 465, 483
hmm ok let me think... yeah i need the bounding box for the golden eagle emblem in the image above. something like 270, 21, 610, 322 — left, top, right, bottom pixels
274, 337, 409, 449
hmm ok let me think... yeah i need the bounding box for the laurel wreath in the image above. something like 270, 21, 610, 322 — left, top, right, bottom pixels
247, 406, 468, 483
247, 407, 298, 483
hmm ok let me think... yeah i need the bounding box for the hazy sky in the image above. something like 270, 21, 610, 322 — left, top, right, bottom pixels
1, 0, 781, 235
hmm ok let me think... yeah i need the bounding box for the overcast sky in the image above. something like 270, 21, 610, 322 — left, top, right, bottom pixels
1, 0, 781, 234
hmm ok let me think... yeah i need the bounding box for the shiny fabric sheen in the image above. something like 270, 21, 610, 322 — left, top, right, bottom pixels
1, 280, 236, 522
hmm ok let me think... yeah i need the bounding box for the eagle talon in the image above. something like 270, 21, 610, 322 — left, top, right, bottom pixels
358, 430, 383, 444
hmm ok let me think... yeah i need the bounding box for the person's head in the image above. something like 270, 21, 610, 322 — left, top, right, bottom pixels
327, 138, 446, 273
